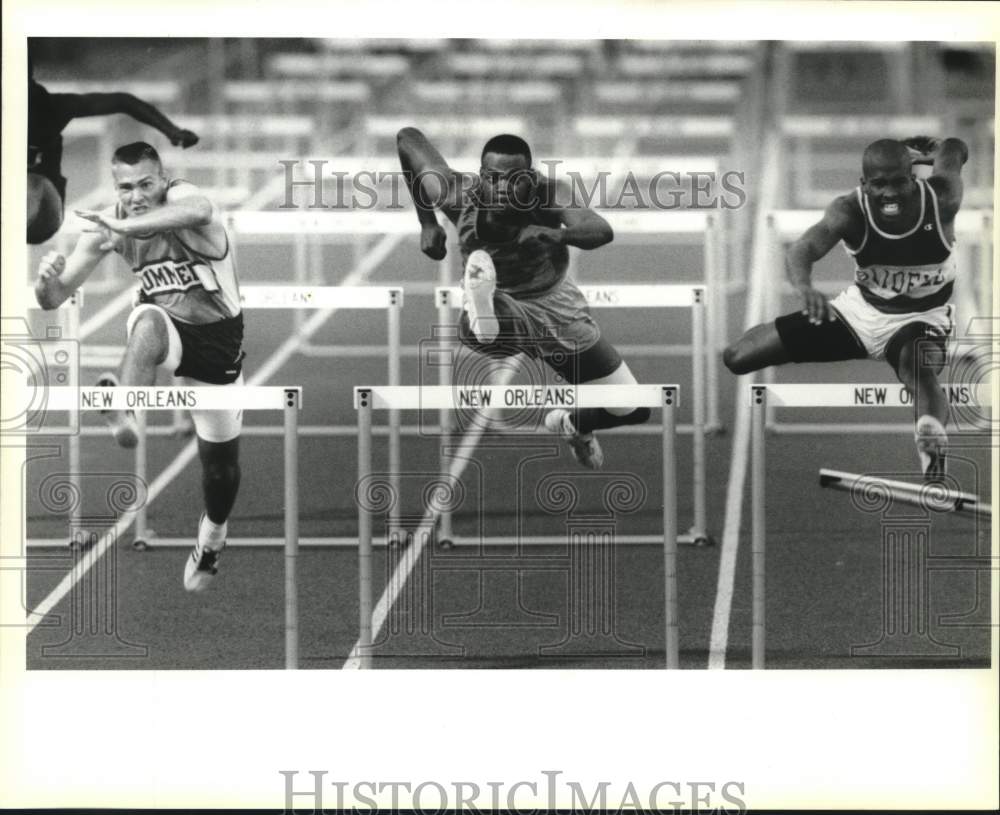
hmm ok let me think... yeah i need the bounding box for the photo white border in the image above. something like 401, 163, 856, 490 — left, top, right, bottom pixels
2, 0, 998, 809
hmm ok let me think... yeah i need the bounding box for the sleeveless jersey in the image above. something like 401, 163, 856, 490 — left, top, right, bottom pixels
844, 179, 956, 314
456, 190, 568, 297
115, 181, 241, 324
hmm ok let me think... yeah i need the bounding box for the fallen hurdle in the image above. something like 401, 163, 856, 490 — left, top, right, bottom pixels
819, 468, 990, 520
748, 382, 992, 669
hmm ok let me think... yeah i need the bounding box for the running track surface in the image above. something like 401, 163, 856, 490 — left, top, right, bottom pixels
23, 233, 992, 669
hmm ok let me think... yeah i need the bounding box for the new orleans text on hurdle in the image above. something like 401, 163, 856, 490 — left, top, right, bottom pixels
28, 385, 304, 669
436, 282, 712, 547
26, 282, 405, 549
748, 382, 992, 670
354, 383, 687, 669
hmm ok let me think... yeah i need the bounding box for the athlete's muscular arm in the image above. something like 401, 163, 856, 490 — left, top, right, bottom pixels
34, 231, 109, 310
75, 182, 218, 246
786, 196, 857, 324
52, 93, 199, 148
930, 138, 967, 221
519, 179, 614, 251
397, 127, 461, 260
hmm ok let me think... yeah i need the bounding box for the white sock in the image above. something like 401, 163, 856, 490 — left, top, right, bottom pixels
199, 515, 227, 550
916, 414, 947, 436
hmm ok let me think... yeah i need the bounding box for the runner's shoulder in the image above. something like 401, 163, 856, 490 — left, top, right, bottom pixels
824, 192, 863, 235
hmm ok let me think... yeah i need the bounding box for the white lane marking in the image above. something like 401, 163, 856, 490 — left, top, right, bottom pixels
707, 135, 780, 669
343, 362, 519, 669
26, 233, 403, 634
79, 288, 134, 341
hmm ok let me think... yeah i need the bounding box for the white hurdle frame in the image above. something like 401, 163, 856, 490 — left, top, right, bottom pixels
749, 382, 991, 670
354, 384, 682, 669
127, 285, 405, 546
762, 209, 994, 434
435, 283, 710, 544
27, 386, 303, 669
23, 288, 84, 543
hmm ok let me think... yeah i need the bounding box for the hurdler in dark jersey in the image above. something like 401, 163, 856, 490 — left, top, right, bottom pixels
456, 188, 570, 297
723, 136, 969, 482
26, 60, 200, 244
397, 128, 653, 472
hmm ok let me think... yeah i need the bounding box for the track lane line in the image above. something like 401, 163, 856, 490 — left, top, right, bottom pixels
25, 233, 403, 634
707, 135, 779, 669
342, 361, 519, 669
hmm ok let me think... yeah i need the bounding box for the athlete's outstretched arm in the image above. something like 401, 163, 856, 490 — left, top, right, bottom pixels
931, 138, 968, 220
397, 127, 461, 259
34, 231, 109, 310
75, 182, 217, 246
52, 92, 199, 147
786, 196, 855, 324
519, 179, 614, 251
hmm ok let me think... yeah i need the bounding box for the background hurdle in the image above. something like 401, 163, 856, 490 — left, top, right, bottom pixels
26, 386, 303, 668
748, 382, 992, 670
23, 288, 85, 543
26, 282, 404, 549
761, 208, 994, 434
39, 285, 405, 549
435, 283, 711, 545
353, 383, 682, 669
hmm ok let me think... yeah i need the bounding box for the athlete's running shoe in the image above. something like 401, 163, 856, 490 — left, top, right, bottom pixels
96, 372, 138, 449
915, 415, 948, 482
545, 408, 604, 470
184, 515, 226, 592
463, 249, 500, 343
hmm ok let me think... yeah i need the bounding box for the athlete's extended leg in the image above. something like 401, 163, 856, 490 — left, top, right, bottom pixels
723, 322, 791, 375
544, 339, 650, 469
199, 436, 241, 524
887, 323, 949, 480
725, 309, 869, 374
463, 249, 500, 343
97, 308, 173, 448
184, 398, 243, 592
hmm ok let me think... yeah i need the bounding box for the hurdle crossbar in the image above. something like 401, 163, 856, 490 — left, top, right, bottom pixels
819, 468, 990, 520
354, 384, 682, 669
133, 285, 402, 545
748, 383, 991, 669
25, 386, 303, 669
435, 283, 710, 544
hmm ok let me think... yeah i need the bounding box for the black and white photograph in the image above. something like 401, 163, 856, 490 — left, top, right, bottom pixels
2, 1, 998, 811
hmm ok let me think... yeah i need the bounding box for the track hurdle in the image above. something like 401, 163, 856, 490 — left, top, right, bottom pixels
354, 383, 682, 669
23, 288, 85, 544
125, 285, 405, 548
435, 283, 711, 545
748, 382, 992, 669
28, 385, 303, 668
819, 469, 991, 520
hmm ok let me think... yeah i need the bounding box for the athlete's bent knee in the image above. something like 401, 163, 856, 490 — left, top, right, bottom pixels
628, 407, 651, 425
129, 311, 171, 363
723, 343, 750, 375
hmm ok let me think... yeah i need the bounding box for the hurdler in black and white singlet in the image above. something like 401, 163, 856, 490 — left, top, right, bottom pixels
114, 181, 241, 325
115, 181, 245, 384
845, 179, 956, 315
